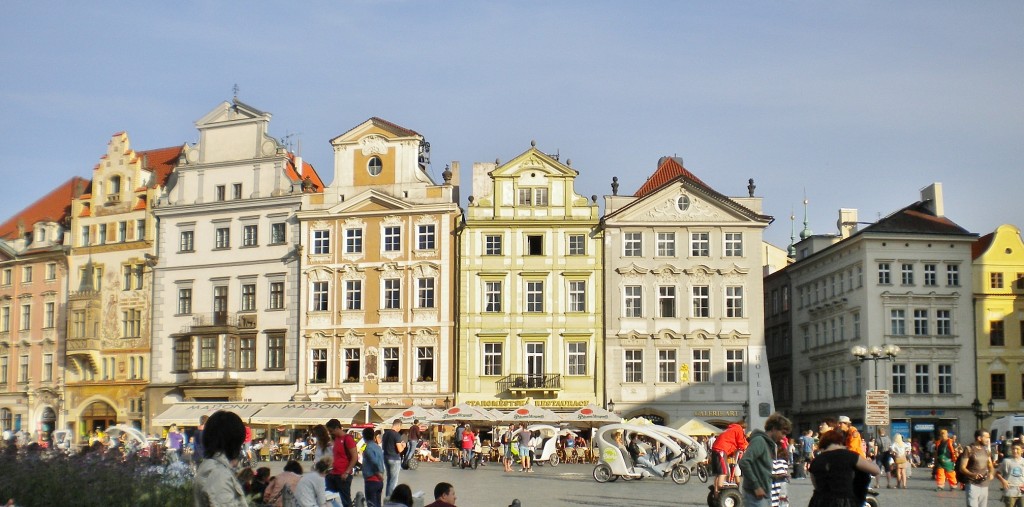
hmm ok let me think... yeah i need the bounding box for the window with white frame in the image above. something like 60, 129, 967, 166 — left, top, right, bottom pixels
658, 286, 676, 318
98, 224, 106, 244
483, 343, 503, 376
417, 278, 435, 308
567, 342, 587, 375
215, 227, 230, 249
656, 232, 676, 257
382, 347, 399, 382
416, 347, 435, 381
383, 279, 401, 310
232, 183, 242, 200
915, 364, 930, 393
726, 349, 744, 382
526, 281, 544, 312
136, 219, 146, 241
623, 232, 642, 257
267, 335, 285, 369
924, 264, 937, 286
43, 353, 53, 382
200, 336, 218, 369
568, 281, 586, 312
241, 284, 256, 311
936, 309, 951, 335
310, 349, 327, 383
45, 263, 56, 280
946, 264, 960, 286
19, 355, 29, 382
269, 281, 285, 310
691, 232, 709, 257
313, 230, 331, 255
484, 235, 502, 255
913, 309, 928, 335
243, 224, 258, 247
658, 349, 677, 383
383, 226, 401, 252
853, 312, 861, 338
117, 221, 127, 242
44, 302, 54, 328
311, 282, 329, 311
122, 309, 142, 337
692, 349, 710, 383
344, 229, 362, 254
484, 281, 502, 313
901, 263, 914, 285
938, 364, 952, 394
345, 280, 362, 310
177, 288, 192, 315
890, 309, 906, 335
624, 286, 642, 318
417, 224, 436, 250
568, 234, 586, 255
624, 350, 643, 383
878, 263, 891, 284
20, 267, 31, 284
692, 286, 709, 317
179, 230, 194, 252
725, 286, 744, 317
344, 348, 361, 382
891, 364, 907, 394
0, 306, 8, 332
240, 337, 255, 370
724, 232, 743, 257
270, 223, 286, 245
19, 305, 30, 331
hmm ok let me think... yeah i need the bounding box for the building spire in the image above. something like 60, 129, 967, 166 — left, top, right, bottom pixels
799, 191, 813, 240
787, 208, 797, 258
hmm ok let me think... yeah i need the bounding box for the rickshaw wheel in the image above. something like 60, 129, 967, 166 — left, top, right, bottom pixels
549, 454, 559, 467
593, 463, 613, 483
671, 465, 691, 484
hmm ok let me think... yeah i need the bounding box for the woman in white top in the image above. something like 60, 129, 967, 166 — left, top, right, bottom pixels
890, 433, 911, 489
294, 457, 331, 507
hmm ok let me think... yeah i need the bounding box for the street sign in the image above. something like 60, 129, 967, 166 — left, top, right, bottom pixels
865, 389, 890, 426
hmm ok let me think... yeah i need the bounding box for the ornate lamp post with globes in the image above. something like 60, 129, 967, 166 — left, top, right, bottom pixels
971, 398, 995, 434
851, 344, 901, 390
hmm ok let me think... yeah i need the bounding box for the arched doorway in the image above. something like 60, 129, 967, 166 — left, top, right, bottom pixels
81, 401, 117, 438
40, 407, 57, 443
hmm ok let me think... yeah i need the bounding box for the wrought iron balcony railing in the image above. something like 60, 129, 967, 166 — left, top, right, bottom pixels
496, 373, 562, 394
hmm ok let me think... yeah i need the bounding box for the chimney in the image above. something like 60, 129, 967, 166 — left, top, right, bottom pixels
838, 208, 858, 239
471, 162, 496, 202
920, 182, 944, 217
295, 156, 304, 177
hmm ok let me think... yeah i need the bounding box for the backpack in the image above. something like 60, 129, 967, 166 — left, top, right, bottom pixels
954, 446, 972, 485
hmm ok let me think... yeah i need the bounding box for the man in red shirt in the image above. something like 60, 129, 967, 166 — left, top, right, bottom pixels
711, 419, 749, 493
325, 418, 359, 507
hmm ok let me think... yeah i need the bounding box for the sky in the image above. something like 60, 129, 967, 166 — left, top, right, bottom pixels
1, 1, 1021, 248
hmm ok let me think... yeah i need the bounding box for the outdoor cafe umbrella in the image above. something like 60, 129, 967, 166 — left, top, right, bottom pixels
393, 406, 439, 425
500, 403, 562, 424
430, 403, 497, 424
677, 417, 723, 436
565, 404, 622, 429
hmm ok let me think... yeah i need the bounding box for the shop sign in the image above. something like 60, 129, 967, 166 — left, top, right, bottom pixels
694, 410, 741, 418
914, 423, 935, 431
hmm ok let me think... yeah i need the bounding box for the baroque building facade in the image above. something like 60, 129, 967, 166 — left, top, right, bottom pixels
65, 133, 179, 438
972, 224, 1024, 429
457, 144, 603, 412
295, 118, 459, 413
148, 100, 322, 433
0, 178, 83, 441
603, 157, 773, 429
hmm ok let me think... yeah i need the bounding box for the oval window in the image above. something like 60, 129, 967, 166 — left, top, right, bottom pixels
368, 156, 383, 176
676, 195, 690, 212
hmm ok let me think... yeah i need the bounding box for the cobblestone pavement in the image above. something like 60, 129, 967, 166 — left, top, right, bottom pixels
255, 459, 1006, 506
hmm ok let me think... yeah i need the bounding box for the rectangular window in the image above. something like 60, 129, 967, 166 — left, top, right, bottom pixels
567, 342, 587, 375
725, 286, 744, 318
924, 264, 937, 286
345, 280, 362, 311
19, 355, 28, 382
313, 230, 331, 255
657, 349, 677, 383
992, 373, 1007, 400
177, 288, 193, 315
417, 347, 435, 381
913, 309, 928, 336
892, 364, 907, 394
658, 286, 676, 318
484, 235, 502, 255
269, 281, 285, 310
267, 335, 285, 369
901, 263, 914, 285
215, 185, 226, 201
309, 349, 327, 383
724, 232, 743, 257
383, 226, 401, 252
383, 279, 401, 310
417, 224, 436, 250
484, 281, 502, 313
43, 354, 53, 382
0, 357, 6, 384
656, 232, 676, 257
417, 278, 435, 308
117, 221, 127, 242
213, 286, 228, 315
240, 337, 255, 370
726, 349, 744, 382
483, 343, 503, 376
45, 263, 56, 280
121, 309, 142, 337
344, 229, 362, 254
692, 286, 709, 318
70, 310, 84, 337
533, 188, 548, 206
343, 348, 360, 382
215, 227, 230, 249
518, 188, 532, 206
382, 347, 399, 382
18, 267, 31, 284
241, 284, 256, 311
853, 312, 861, 338
173, 338, 191, 371
80, 226, 90, 246
312, 282, 329, 311
915, 364, 930, 393
936, 309, 951, 335
568, 234, 586, 255
19, 305, 30, 331
0, 307, 7, 332
947, 264, 960, 286
692, 349, 711, 383
1018, 273, 1024, 290
890, 309, 906, 335
568, 281, 586, 312
200, 336, 218, 369
122, 265, 133, 291
136, 219, 146, 241
938, 364, 953, 394
878, 263, 891, 284
243, 224, 258, 246
623, 232, 642, 257
691, 232, 710, 257
232, 183, 242, 200
992, 272, 1005, 289
526, 281, 544, 312
270, 223, 286, 245
526, 235, 543, 255
44, 302, 54, 328
624, 285, 643, 318
98, 224, 106, 244
624, 349, 643, 383
179, 231, 194, 252
991, 320, 1005, 346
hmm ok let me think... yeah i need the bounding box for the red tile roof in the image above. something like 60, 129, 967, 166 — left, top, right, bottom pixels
973, 231, 994, 259
138, 145, 182, 188
286, 153, 325, 192
633, 157, 709, 198
0, 177, 88, 240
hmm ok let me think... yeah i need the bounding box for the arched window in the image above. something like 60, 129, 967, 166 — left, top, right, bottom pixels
109, 176, 122, 195
367, 157, 383, 176
0, 408, 11, 432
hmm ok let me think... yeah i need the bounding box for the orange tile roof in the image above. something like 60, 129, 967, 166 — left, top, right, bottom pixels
286, 152, 325, 192
633, 157, 709, 198
973, 231, 994, 259
138, 145, 183, 188
0, 177, 88, 240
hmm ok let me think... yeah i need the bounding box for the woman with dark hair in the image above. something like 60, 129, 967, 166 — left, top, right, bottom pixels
312, 424, 333, 462
384, 484, 414, 507
808, 429, 881, 507
193, 410, 248, 507
264, 460, 304, 507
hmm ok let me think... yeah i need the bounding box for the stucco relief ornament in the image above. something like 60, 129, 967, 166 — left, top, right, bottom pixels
380, 331, 401, 346
382, 215, 402, 226
688, 199, 725, 220
413, 330, 438, 346
309, 333, 330, 348
360, 135, 388, 156
312, 220, 329, 230
341, 332, 363, 347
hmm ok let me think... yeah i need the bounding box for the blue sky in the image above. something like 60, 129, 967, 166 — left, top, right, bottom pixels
2, 1, 1021, 247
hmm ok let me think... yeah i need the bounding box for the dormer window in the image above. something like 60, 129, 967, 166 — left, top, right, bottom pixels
106, 176, 122, 203
367, 156, 383, 176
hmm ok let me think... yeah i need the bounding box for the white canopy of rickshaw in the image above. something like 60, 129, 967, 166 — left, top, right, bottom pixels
104, 424, 148, 446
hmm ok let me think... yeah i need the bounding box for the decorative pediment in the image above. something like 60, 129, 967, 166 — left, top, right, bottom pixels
305, 266, 334, 282
415, 214, 438, 226
340, 330, 364, 346
615, 263, 650, 276
376, 263, 404, 278
338, 264, 365, 280
719, 330, 750, 341
490, 147, 578, 179
617, 331, 646, 346
195, 99, 269, 127
308, 332, 331, 349
382, 215, 402, 226
325, 190, 412, 214
378, 329, 402, 346
411, 263, 439, 278
651, 265, 683, 284
412, 329, 439, 346
653, 329, 684, 340
989, 357, 1007, 372
685, 329, 715, 341
720, 264, 751, 277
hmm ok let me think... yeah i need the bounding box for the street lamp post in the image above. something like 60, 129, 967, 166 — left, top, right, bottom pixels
971, 398, 995, 432
851, 344, 900, 435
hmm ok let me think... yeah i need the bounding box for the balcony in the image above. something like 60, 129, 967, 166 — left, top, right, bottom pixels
67, 337, 102, 354
496, 373, 562, 395
180, 312, 256, 334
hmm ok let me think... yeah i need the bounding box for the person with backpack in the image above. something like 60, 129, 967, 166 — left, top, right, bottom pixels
501, 425, 514, 472
959, 430, 994, 507
934, 428, 959, 491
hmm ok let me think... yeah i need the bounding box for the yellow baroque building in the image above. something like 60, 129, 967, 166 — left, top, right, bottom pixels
458, 144, 603, 412
973, 224, 1024, 425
